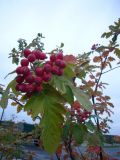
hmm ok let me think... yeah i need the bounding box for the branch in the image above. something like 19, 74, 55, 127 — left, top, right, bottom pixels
102, 65, 120, 74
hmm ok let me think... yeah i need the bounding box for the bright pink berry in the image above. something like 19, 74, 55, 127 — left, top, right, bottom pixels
39, 52, 47, 60
35, 67, 44, 76
27, 54, 36, 63
34, 76, 42, 84
25, 75, 35, 83
43, 73, 51, 82
23, 49, 31, 58
16, 75, 24, 83
56, 52, 63, 60
44, 64, 52, 73
50, 54, 56, 62
21, 58, 29, 66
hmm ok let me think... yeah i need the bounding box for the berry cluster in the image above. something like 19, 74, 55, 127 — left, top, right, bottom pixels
15, 49, 66, 97
68, 101, 91, 122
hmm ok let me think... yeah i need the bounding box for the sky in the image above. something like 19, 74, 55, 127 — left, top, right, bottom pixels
0, 0, 120, 135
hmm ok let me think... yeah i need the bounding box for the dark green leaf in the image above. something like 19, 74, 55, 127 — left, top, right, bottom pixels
63, 85, 74, 104
72, 124, 87, 144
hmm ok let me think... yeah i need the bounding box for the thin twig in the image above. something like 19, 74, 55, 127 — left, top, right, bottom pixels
102, 65, 120, 74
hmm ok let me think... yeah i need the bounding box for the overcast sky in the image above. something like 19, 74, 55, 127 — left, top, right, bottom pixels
0, 0, 120, 135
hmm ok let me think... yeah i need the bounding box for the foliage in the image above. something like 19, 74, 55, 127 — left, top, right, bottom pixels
0, 18, 120, 159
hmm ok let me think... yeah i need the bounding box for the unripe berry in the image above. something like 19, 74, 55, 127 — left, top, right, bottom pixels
21, 58, 29, 66
44, 63, 52, 73
23, 49, 31, 58
39, 52, 47, 60
27, 54, 36, 63
43, 73, 51, 82
16, 75, 24, 83
56, 52, 63, 60
25, 75, 35, 83
50, 54, 56, 62
35, 67, 44, 76
34, 76, 42, 84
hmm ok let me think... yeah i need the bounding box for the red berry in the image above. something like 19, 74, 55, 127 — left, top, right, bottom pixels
51, 66, 59, 74
39, 52, 47, 60
18, 84, 27, 92
16, 75, 24, 83
35, 67, 44, 76
26, 84, 35, 92
32, 50, 41, 59
57, 69, 64, 76
16, 66, 23, 74
21, 58, 29, 66
34, 76, 42, 84
25, 92, 32, 98
46, 61, 53, 66
44, 64, 52, 73
56, 52, 63, 60
27, 54, 36, 63
50, 54, 56, 62
25, 75, 35, 83
23, 49, 31, 58
22, 67, 30, 76
59, 61, 66, 68
55, 59, 62, 66
43, 73, 51, 82
15, 84, 21, 91
35, 85, 43, 92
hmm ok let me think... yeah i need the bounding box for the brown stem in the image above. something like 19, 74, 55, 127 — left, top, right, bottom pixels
68, 134, 75, 160
92, 56, 108, 160
102, 65, 120, 74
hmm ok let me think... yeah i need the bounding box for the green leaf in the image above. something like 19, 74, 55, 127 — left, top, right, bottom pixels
24, 93, 44, 117
85, 120, 95, 132
115, 48, 120, 58
63, 85, 74, 104
24, 84, 66, 154
64, 64, 75, 78
52, 75, 67, 94
0, 80, 15, 109
72, 124, 87, 144
70, 85, 92, 111
62, 121, 71, 139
